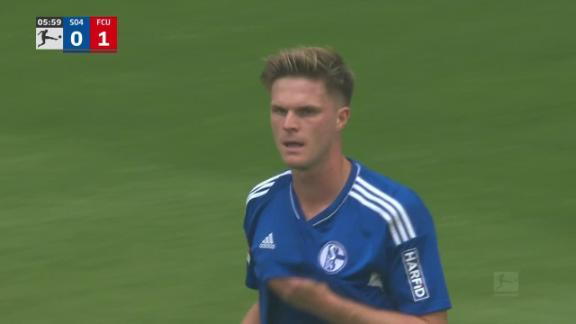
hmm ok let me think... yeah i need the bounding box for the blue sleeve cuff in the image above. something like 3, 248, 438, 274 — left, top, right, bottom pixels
397, 298, 452, 316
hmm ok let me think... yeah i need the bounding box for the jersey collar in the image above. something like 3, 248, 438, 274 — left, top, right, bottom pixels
289, 159, 361, 227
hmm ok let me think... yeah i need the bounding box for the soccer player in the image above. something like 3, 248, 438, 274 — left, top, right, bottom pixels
37, 29, 59, 48
242, 47, 451, 324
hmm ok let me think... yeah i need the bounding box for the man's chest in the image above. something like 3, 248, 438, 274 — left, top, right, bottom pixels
250, 204, 388, 284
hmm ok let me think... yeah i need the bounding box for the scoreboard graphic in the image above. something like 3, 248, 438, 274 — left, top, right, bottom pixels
36, 16, 117, 52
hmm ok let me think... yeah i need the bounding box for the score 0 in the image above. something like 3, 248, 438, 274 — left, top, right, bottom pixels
90, 16, 117, 52
63, 16, 90, 52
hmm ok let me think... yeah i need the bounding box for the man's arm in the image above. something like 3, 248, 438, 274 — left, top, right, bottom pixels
241, 302, 260, 324
269, 277, 447, 324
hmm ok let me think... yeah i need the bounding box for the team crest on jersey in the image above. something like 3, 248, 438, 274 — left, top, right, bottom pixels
318, 241, 347, 274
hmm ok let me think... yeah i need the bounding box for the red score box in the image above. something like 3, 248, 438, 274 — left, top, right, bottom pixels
90, 16, 117, 52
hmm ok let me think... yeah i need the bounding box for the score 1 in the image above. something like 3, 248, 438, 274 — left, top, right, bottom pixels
63, 16, 90, 52
90, 16, 117, 52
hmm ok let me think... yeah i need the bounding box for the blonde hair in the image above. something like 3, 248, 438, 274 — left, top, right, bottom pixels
260, 47, 355, 105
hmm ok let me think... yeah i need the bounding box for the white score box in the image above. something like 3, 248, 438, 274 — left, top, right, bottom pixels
36, 16, 63, 50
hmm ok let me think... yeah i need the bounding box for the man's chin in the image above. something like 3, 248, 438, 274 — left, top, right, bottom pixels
281, 156, 310, 171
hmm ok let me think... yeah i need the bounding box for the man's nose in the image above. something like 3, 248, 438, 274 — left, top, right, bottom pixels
283, 111, 299, 131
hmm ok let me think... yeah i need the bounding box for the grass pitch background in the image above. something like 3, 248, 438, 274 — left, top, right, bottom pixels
1, 0, 574, 322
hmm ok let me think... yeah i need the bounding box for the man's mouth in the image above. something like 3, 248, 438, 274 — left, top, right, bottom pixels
283, 141, 304, 148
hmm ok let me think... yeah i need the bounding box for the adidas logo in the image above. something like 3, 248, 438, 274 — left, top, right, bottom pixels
259, 233, 276, 249
368, 272, 384, 289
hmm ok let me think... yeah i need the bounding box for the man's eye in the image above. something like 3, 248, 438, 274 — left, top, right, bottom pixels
272, 108, 287, 115
300, 109, 315, 116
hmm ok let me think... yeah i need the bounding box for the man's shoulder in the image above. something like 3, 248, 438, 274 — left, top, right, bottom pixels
352, 161, 432, 245
355, 162, 418, 204
243, 170, 291, 235
245, 169, 292, 206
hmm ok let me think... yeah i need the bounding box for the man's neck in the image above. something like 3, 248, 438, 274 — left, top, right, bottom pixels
291, 155, 352, 221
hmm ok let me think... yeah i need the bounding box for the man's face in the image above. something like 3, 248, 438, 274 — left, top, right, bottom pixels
269, 77, 349, 170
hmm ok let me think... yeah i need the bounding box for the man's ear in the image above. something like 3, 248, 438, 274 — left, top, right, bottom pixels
336, 106, 351, 130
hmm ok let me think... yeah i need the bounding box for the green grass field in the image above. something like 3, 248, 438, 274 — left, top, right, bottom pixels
1, 0, 575, 322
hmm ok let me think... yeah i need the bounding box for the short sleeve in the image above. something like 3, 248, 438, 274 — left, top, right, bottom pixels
243, 199, 259, 290
245, 250, 259, 289
384, 190, 451, 315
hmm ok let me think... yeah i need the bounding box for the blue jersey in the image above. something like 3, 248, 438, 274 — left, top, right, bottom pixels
243, 160, 451, 323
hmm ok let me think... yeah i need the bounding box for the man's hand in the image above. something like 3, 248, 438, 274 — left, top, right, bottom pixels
268, 277, 333, 313
267, 277, 447, 324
